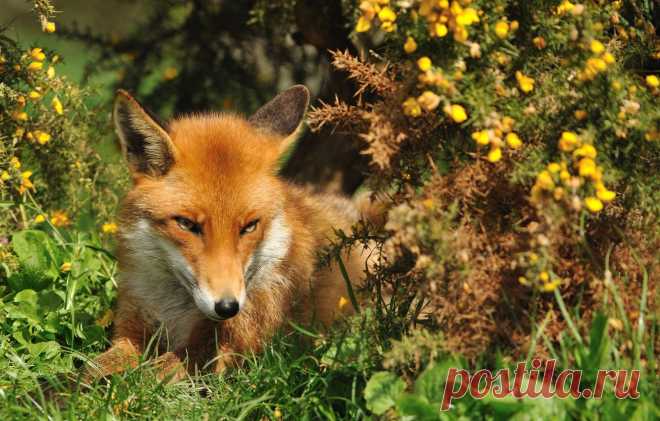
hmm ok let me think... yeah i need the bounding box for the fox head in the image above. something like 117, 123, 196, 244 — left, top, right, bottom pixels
113, 86, 310, 321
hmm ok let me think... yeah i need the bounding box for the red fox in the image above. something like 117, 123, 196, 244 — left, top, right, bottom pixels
88, 85, 373, 381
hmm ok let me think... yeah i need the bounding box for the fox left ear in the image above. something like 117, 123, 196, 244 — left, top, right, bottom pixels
248, 85, 310, 150
113, 90, 175, 177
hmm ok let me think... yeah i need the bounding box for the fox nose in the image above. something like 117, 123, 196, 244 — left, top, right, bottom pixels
214, 298, 239, 319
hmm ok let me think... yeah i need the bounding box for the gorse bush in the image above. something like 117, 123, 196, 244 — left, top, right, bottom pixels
311, 0, 658, 350
310, 0, 658, 417
0, 4, 119, 242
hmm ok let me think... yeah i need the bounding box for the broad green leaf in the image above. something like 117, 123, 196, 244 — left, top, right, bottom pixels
415, 359, 461, 404
11, 230, 58, 275
364, 371, 406, 415
396, 394, 440, 420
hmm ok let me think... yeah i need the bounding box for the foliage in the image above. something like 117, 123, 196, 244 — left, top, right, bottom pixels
0, 1, 121, 244
0, 0, 657, 419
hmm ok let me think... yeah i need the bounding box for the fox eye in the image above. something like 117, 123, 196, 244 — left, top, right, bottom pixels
174, 216, 202, 235
240, 219, 259, 236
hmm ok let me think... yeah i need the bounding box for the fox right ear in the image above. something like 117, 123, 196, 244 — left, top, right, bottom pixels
113, 90, 175, 176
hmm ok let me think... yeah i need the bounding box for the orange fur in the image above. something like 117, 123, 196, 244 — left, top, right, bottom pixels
89, 88, 371, 381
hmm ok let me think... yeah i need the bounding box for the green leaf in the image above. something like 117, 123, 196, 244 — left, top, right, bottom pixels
11, 230, 58, 275
13, 289, 38, 307
27, 341, 61, 359
364, 371, 406, 415
415, 359, 461, 405
395, 394, 441, 420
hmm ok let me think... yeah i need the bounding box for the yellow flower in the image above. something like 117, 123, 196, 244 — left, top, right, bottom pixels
417, 56, 432, 71
402, 97, 422, 117
487, 147, 502, 162
454, 25, 469, 42
539, 271, 549, 282
445, 104, 468, 123
338, 296, 349, 310
12, 111, 28, 121
378, 7, 396, 23
434, 23, 448, 37
34, 214, 46, 223
646, 75, 659, 88
584, 196, 603, 213
536, 170, 555, 190
60, 262, 72, 272
533, 36, 546, 49
471, 130, 490, 145
417, 91, 440, 111
46, 66, 55, 78
102, 222, 119, 234
30, 48, 46, 61
558, 131, 579, 151
1, 171, 10, 181
515, 71, 535, 93
28, 90, 42, 100
96, 309, 114, 328
52, 97, 63, 114
403, 36, 417, 53
27, 61, 43, 71
19, 171, 34, 192
518, 276, 528, 285
501, 116, 514, 132
273, 407, 283, 420
380, 21, 396, 32
44, 21, 56, 33
456, 8, 479, 26
596, 188, 616, 202
505, 132, 522, 149
356, 16, 371, 32
573, 144, 596, 159
33, 130, 52, 145
542, 279, 561, 292
553, 187, 565, 200
547, 162, 561, 173
574, 110, 587, 120
10, 156, 21, 169
557, 0, 574, 15
602, 52, 615, 64
50, 211, 70, 227
578, 158, 596, 177
590, 40, 605, 54
494, 20, 509, 39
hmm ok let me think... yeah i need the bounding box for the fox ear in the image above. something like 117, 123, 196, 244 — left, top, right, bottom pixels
113, 90, 175, 176
248, 85, 310, 147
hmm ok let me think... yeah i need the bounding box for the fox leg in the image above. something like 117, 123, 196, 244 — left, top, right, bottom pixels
83, 295, 150, 382
83, 337, 142, 382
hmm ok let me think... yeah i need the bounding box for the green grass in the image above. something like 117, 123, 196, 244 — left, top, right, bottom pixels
0, 224, 656, 420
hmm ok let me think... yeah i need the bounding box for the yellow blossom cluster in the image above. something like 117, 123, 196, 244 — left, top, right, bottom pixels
102, 222, 119, 234
355, 0, 397, 33
577, 40, 615, 81
0, 156, 36, 195
518, 252, 562, 292
50, 211, 70, 227
515, 71, 535, 93
531, 132, 616, 213
471, 116, 523, 163
8, 47, 63, 146
416, 0, 480, 43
